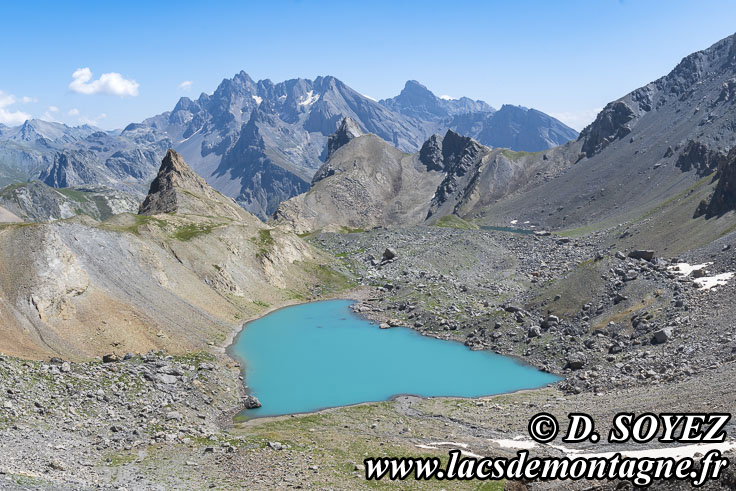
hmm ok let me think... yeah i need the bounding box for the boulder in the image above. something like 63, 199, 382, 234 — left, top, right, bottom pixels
627, 250, 655, 261
382, 248, 398, 261
244, 395, 262, 409
652, 328, 673, 344
565, 353, 586, 370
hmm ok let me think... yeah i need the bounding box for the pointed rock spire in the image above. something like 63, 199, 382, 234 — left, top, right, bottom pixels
326, 117, 364, 160
139, 149, 250, 221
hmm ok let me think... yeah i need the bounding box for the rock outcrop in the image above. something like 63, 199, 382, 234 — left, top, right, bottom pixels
274, 129, 561, 233
675, 140, 727, 176
139, 149, 252, 221
579, 101, 636, 157
326, 117, 364, 161
695, 146, 736, 217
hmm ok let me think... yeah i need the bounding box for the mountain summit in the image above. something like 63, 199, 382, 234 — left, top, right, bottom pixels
139, 149, 250, 221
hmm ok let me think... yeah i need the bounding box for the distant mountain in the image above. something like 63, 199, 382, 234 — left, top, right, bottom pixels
0, 119, 169, 195
0, 181, 139, 222
449, 104, 579, 152
379, 80, 495, 121
0, 73, 579, 220
380, 81, 577, 152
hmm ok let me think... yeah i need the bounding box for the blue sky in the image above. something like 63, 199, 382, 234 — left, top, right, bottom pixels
1, 0, 735, 131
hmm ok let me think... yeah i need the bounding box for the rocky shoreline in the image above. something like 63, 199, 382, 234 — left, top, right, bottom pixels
1, 225, 735, 489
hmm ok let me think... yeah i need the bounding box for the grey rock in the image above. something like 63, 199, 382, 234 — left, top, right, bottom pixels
243, 394, 261, 409
628, 250, 655, 261
652, 328, 673, 344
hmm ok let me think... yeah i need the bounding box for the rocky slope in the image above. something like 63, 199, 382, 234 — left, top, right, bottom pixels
476, 32, 736, 232
274, 121, 571, 233
0, 181, 139, 222
696, 145, 736, 217
273, 132, 446, 234
0, 151, 339, 361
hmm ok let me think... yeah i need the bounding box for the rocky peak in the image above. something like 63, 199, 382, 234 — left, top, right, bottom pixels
326, 117, 364, 160
579, 101, 635, 157
138, 149, 247, 220
440, 129, 482, 171
399, 80, 437, 101
419, 134, 445, 172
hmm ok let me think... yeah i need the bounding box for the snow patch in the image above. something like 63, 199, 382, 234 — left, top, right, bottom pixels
179, 127, 201, 144
510, 219, 518, 225
252, 95, 262, 105
489, 438, 537, 450
669, 262, 734, 290
670, 262, 711, 277
695, 272, 734, 290
299, 90, 319, 107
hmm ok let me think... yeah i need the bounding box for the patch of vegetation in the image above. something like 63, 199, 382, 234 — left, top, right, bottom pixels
501, 149, 536, 160
171, 222, 217, 241
106, 214, 168, 235
57, 187, 91, 202
311, 263, 356, 293
252, 229, 275, 256
252, 300, 270, 308
434, 214, 479, 230
104, 450, 137, 467
171, 350, 216, 369
338, 226, 365, 234
92, 195, 114, 220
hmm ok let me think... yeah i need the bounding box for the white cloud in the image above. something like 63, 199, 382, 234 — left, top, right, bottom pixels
40, 105, 61, 122
69, 67, 139, 96
0, 90, 31, 125
21, 96, 38, 104
68, 108, 80, 116
548, 108, 602, 132
178, 80, 193, 91
77, 112, 107, 126
439, 95, 456, 101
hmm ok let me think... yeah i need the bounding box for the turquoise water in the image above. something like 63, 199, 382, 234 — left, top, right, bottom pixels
232, 300, 560, 418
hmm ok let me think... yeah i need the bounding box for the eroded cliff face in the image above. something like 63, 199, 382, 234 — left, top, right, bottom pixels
696, 146, 736, 218
0, 151, 338, 360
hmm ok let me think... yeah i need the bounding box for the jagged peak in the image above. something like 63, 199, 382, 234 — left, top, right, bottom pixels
138, 149, 249, 221
326, 117, 365, 160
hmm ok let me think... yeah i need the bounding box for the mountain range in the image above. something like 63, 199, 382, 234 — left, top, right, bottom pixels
0, 75, 577, 219
274, 32, 736, 239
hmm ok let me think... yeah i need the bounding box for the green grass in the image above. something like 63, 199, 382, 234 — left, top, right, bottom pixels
500, 149, 537, 160
92, 195, 114, 220
105, 214, 168, 235
338, 226, 365, 234
56, 187, 91, 202
171, 222, 217, 241
251, 229, 276, 256
434, 214, 479, 230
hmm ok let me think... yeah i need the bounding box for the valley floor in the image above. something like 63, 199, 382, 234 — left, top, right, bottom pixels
2, 225, 736, 489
